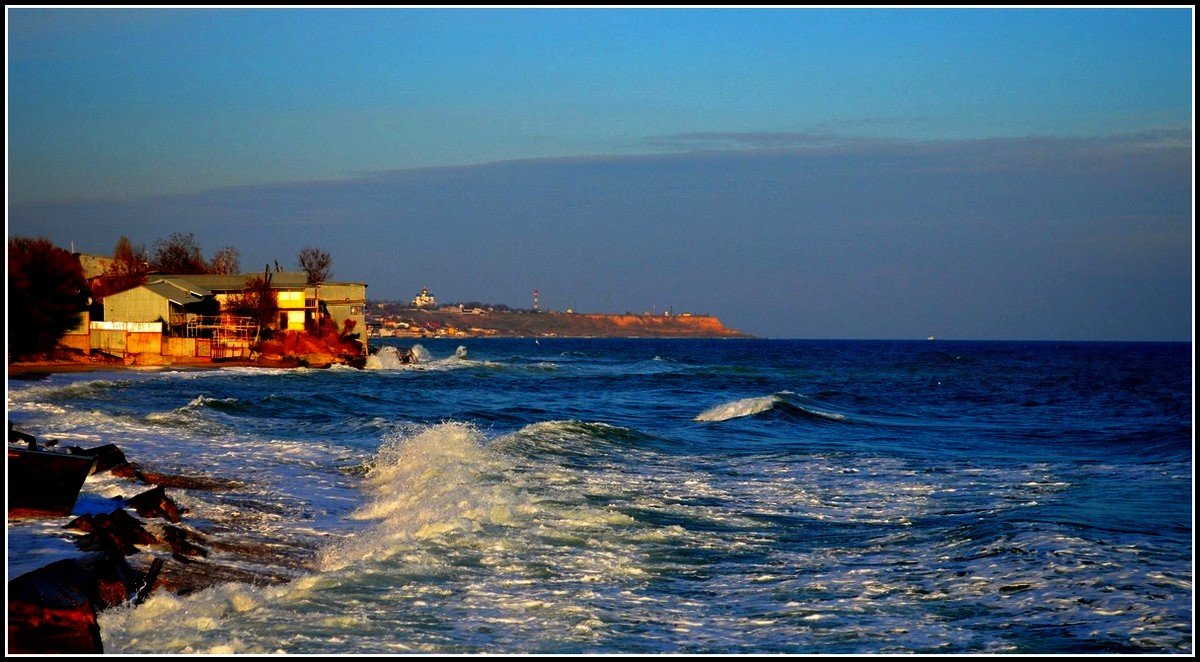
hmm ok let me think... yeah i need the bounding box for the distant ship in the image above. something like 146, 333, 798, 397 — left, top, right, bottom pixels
926, 336, 936, 341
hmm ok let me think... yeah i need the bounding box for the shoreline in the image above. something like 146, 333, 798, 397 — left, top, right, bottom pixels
8, 358, 263, 379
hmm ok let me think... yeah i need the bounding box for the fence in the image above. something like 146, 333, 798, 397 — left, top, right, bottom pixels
89, 317, 256, 361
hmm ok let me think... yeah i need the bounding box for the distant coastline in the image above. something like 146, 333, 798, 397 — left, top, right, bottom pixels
368, 305, 751, 339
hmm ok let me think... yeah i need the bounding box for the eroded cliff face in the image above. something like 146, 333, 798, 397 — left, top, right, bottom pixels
565, 314, 747, 337
399, 309, 750, 338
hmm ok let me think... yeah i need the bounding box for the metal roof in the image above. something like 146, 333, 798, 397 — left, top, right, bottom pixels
142, 281, 209, 306
156, 272, 310, 291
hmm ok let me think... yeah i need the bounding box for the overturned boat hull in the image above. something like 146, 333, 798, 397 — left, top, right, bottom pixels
7, 448, 97, 518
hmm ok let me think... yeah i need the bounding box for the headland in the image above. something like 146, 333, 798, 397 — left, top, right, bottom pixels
371, 305, 751, 339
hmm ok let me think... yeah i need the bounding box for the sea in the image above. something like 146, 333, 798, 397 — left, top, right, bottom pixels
5, 338, 1193, 654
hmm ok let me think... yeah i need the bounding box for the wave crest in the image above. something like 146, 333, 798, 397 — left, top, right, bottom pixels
694, 394, 782, 422
491, 420, 662, 459
694, 392, 851, 424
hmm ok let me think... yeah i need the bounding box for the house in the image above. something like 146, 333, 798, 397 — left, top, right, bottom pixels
98, 278, 237, 359
168, 272, 309, 332
102, 278, 218, 329
74, 252, 115, 280
98, 272, 364, 359
173, 273, 367, 341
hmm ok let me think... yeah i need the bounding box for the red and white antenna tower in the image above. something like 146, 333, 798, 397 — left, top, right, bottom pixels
533, 289, 540, 311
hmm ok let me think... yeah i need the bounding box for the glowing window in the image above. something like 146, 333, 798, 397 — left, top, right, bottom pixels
277, 291, 304, 308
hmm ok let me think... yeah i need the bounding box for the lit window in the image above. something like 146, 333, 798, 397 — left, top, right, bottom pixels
277, 291, 304, 308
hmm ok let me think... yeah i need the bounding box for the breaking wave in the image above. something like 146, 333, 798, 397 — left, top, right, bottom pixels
7, 378, 129, 403
693, 391, 851, 424
319, 422, 522, 571
365, 344, 503, 371
490, 419, 666, 460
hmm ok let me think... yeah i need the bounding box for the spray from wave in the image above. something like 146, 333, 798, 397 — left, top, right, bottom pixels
319, 422, 527, 571
365, 344, 498, 371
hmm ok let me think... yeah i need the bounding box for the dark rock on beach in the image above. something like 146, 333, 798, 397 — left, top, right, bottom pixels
125, 485, 183, 523
66, 509, 160, 556
8, 430, 317, 653
7, 552, 145, 654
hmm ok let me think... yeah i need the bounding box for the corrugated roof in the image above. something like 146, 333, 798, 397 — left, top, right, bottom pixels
148, 277, 212, 297
142, 281, 208, 306
157, 272, 309, 291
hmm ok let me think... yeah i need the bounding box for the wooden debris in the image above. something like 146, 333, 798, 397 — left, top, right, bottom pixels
65, 443, 131, 474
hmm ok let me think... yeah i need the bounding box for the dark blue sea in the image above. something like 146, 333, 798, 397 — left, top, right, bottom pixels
6, 339, 1193, 653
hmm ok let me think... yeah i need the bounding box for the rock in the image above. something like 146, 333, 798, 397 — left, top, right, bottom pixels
125, 486, 182, 523
110, 462, 151, 484
7, 553, 146, 654
79, 552, 146, 609
7, 576, 102, 654
161, 524, 209, 558
136, 470, 242, 491
303, 352, 335, 368
66, 509, 159, 556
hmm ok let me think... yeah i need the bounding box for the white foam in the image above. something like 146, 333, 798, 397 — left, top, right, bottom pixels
319, 422, 526, 571
364, 345, 414, 370
364, 344, 499, 371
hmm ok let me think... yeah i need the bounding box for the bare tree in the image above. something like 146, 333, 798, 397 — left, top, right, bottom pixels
225, 275, 279, 339
151, 232, 207, 274
298, 247, 332, 285
208, 245, 241, 275
92, 236, 150, 298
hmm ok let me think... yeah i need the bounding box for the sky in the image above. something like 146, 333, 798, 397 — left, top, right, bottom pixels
6, 7, 1194, 340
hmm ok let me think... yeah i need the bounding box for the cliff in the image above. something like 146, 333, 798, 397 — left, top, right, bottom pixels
380, 309, 750, 338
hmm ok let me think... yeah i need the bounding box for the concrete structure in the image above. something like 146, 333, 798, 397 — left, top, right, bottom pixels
317, 281, 368, 341
170, 273, 364, 338
74, 253, 115, 280
89, 321, 165, 358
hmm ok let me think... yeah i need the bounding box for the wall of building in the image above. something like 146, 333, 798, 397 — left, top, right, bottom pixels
276, 289, 306, 331
104, 287, 170, 324
60, 333, 91, 354
316, 283, 367, 339
163, 337, 197, 357
89, 321, 163, 356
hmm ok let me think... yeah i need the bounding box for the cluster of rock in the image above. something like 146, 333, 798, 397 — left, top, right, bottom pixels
7, 441, 240, 653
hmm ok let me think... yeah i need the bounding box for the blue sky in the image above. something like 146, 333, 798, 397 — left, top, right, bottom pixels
6, 8, 1194, 339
